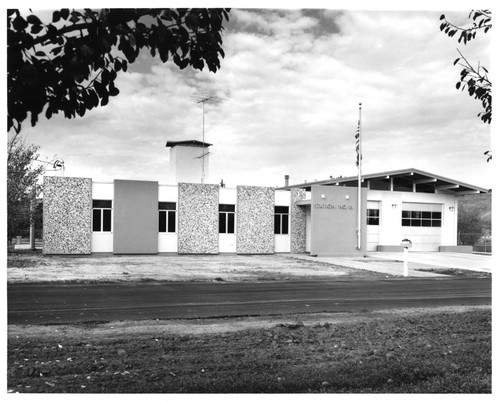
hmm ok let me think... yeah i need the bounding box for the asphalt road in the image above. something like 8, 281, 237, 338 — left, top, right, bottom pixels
8, 277, 491, 325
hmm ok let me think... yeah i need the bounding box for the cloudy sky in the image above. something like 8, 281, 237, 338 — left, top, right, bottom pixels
9, 2, 493, 189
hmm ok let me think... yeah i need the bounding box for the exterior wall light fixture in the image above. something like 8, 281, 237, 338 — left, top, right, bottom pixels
449, 206, 455, 211
345, 195, 350, 200
392, 203, 397, 208
321, 194, 326, 199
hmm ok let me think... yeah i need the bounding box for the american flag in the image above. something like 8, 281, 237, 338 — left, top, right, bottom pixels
355, 119, 361, 167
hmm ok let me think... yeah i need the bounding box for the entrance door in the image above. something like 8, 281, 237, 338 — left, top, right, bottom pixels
366, 201, 380, 252
305, 206, 311, 252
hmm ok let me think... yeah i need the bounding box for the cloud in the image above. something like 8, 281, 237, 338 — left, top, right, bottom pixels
19, 8, 491, 189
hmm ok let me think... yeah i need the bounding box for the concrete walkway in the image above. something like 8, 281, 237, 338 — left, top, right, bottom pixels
367, 252, 492, 272
291, 252, 492, 277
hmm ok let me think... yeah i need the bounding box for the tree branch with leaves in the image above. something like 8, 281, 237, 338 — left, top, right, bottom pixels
7, 8, 231, 133
439, 10, 492, 161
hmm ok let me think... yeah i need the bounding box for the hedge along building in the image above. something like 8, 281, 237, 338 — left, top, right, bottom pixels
42, 140, 488, 256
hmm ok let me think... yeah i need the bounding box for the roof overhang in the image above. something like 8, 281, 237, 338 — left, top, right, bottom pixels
166, 140, 212, 148
279, 168, 489, 195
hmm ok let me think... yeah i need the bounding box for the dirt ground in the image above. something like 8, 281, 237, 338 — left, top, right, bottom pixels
7, 252, 387, 283
7, 306, 491, 393
7, 305, 490, 338
7, 252, 492, 393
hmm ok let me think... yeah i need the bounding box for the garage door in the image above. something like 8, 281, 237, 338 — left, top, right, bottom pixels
401, 202, 442, 251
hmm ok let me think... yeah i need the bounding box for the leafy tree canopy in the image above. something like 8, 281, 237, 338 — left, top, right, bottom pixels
7, 8, 231, 133
439, 10, 491, 126
457, 207, 486, 246
7, 133, 45, 241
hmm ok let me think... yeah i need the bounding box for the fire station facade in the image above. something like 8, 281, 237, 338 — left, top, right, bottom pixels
42, 167, 488, 257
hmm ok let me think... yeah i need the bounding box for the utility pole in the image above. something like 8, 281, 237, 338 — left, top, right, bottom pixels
356, 103, 363, 250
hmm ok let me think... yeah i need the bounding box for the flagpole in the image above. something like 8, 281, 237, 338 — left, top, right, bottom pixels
356, 103, 362, 250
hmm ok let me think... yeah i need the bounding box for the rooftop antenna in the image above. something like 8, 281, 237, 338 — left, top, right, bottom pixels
191, 92, 226, 183
35, 156, 65, 176
53, 159, 65, 176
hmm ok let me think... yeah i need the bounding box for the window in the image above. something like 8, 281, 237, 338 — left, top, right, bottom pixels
402, 208, 441, 227
159, 202, 176, 233
92, 200, 112, 232
274, 206, 289, 235
367, 209, 380, 225
219, 204, 235, 234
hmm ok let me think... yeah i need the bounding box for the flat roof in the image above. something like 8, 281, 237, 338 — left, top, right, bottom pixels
280, 168, 489, 195
166, 140, 213, 148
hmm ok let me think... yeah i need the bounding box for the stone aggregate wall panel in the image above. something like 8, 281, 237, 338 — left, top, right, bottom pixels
237, 186, 274, 254
43, 176, 92, 254
291, 188, 307, 253
178, 183, 219, 254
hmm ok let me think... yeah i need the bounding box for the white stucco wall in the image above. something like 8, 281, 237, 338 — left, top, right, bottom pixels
219, 187, 237, 204
169, 145, 210, 184
367, 190, 457, 251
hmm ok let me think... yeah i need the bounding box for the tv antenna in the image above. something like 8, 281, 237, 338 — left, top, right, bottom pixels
35, 156, 65, 176
191, 93, 226, 183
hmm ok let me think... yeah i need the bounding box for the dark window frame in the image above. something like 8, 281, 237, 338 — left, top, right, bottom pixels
219, 204, 235, 234
159, 202, 176, 233
402, 208, 442, 227
367, 208, 380, 226
92, 200, 112, 232
274, 206, 290, 235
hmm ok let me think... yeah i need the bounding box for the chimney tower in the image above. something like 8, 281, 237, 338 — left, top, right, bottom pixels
166, 140, 212, 184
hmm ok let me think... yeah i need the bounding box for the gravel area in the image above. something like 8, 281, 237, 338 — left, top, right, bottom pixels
7, 252, 387, 283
